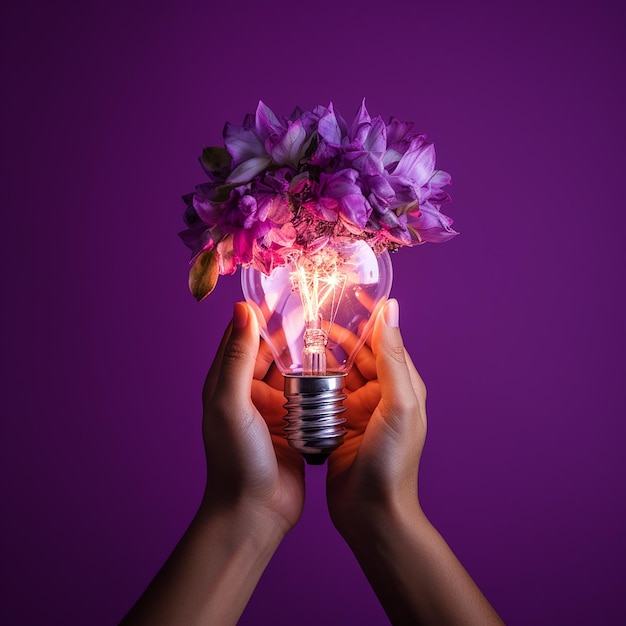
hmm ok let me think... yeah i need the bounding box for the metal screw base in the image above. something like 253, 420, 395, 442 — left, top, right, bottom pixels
283, 374, 347, 464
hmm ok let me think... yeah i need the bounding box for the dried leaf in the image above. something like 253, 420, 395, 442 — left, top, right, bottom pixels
407, 225, 422, 243
395, 200, 419, 216
189, 248, 219, 302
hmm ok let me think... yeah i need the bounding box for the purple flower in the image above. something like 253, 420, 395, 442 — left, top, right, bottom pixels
318, 169, 371, 233
178, 219, 215, 259
266, 118, 310, 167
383, 118, 422, 169
224, 113, 272, 184
343, 99, 386, 176
181, 99, 457, 288
224, 101, 314, 183
385, 136, 436, 207
407, 200, 458, 243
308, 103, 347, 166
364, 174, 395, 212
422, 169, 452, 205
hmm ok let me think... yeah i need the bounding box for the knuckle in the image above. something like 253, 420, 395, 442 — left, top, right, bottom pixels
396, 394, 420, 417
209, 394, 232, 418
386, 390, 420, 419
389, 343, 406, 364
222, 340, 254, 367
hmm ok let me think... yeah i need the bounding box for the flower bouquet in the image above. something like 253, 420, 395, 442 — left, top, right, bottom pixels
179, 100, 456, 301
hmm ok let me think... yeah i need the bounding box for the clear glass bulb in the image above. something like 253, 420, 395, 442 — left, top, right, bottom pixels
241, 239, 393, 464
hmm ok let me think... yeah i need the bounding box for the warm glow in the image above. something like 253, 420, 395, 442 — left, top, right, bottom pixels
292, 251, 347, 330
291, 249, 348, 375
241, 238, 392, 377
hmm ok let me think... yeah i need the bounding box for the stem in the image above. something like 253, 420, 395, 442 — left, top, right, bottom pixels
302, 319, 327, 376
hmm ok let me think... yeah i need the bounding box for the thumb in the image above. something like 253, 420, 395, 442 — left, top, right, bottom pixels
214, 302, 259, 408
372, 299, 418, 423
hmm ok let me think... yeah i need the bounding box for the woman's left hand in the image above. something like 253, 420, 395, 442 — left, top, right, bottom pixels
201, 301, 305, 534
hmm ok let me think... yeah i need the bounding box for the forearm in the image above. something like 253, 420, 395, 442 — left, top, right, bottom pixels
344, 501, 503, 626
120, 503, 284, 626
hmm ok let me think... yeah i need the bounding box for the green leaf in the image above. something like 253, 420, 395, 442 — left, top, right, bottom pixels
189, 248, 219, 302
213, 183, 239, 202
201, 146, 232, 175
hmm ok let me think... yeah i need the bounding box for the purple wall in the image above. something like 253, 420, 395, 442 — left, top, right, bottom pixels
2, 1, 624, 623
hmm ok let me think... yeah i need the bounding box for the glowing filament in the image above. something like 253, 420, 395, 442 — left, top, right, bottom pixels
291, 252, 347, 375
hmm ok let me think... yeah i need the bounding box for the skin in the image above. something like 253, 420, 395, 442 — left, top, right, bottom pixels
327, 299, 503, 625
121, 299, 503, 625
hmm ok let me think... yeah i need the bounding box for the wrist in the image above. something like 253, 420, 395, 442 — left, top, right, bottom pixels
332, 496, 504, 626
121, 497, 287, 625
334, 493, 428, 550
197, 498, 289, 550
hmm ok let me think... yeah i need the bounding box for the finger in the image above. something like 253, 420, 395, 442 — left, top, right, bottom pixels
362, 298, 388, 349
263, 361, 285, 391
322, 347, 368, 391
212, 302, 260, 412
251, 379, 286, 429
253, 337, 275, 381
371, 299, 420, 427
327, 321, 361, 356
353, 341, 376, 381
403, 348, 427, 430
344, 364, 369, 392
327, 321, 377, 380
202, 322, 234, 407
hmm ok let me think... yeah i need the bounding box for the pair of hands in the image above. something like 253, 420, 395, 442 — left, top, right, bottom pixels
123, 299, 503, 625
201, 298, 427, 540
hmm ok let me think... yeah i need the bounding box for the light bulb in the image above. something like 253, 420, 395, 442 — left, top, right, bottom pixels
241, 239, 393, 464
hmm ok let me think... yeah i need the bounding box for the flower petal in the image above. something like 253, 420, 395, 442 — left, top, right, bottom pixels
224, 123, 265, 165
315, 197, 340, 222
349, 98, 371, 143
363, 115, 387, 154
269, 119, 307, 167
428, 168, 451, 188
408, 201, 458, 242
392, 139, 436, 185
226, 156, 273, 184
347, 151, 384, 175
268, 222, 297, 246
217, 235, 237, 274
193, 190, 223, 224
265, 196, 292, 224
367, 175, 395, 203
318, 103, 343, 146
386, 174, 418, 205
255, 100, 284, 140
320, 168, 360, 196
178, 223, 215, 258
386, 117, 417, 147
339, 193, 370, 232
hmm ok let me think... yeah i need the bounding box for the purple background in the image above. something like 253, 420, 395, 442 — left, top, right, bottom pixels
2, 0, 624, 624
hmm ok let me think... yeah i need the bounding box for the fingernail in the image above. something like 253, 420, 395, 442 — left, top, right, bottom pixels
233, 302, 248, 329
384, 299, 399, 328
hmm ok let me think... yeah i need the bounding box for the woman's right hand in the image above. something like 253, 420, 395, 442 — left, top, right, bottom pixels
327, 299, 503, 625
326, 298, 427, 538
